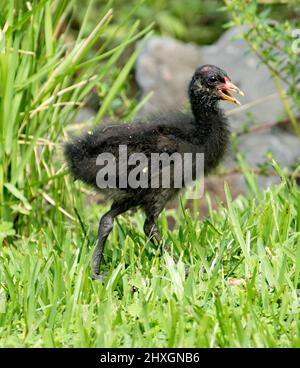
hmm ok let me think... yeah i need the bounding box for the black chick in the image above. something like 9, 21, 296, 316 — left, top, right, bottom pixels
64, 64, 244, 279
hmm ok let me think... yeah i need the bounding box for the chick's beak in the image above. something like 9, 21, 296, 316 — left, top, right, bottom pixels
219, 77, 244, 106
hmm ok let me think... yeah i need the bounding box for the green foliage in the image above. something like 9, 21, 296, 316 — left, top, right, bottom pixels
0, 171, 300, 347
76, 0, 228, 45
0, 0, 151, 233
224, 0, 300, 135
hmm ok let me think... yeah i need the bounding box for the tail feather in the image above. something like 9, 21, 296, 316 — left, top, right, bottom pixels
64, 137, 98, 186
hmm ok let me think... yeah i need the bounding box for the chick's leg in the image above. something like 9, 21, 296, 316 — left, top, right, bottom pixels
143, 190, 171, 247
92, 201, 130, 280
143, 216, 162, 245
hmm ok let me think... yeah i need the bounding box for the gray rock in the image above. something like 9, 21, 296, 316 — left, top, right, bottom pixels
238, 129, 300, 168
224, 128, 300, 168
223, 128, 300, 192
237, 129, 300, 191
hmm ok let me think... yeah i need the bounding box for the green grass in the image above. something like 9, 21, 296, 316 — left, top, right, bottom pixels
0, 0, 152, 225
0, 0, 300, 348
0, 171, 300, 347
76, 0, 228, 45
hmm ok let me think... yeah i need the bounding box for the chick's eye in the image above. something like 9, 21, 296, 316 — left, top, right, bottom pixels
208, 75, 217, 83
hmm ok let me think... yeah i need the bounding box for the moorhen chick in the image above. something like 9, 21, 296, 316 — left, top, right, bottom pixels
64, 64, 244, 279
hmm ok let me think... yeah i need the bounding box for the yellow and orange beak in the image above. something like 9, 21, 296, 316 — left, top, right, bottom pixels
218, 77, 244, 105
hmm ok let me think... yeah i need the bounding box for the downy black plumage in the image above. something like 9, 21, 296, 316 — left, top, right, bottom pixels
64, 64, 244, 279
